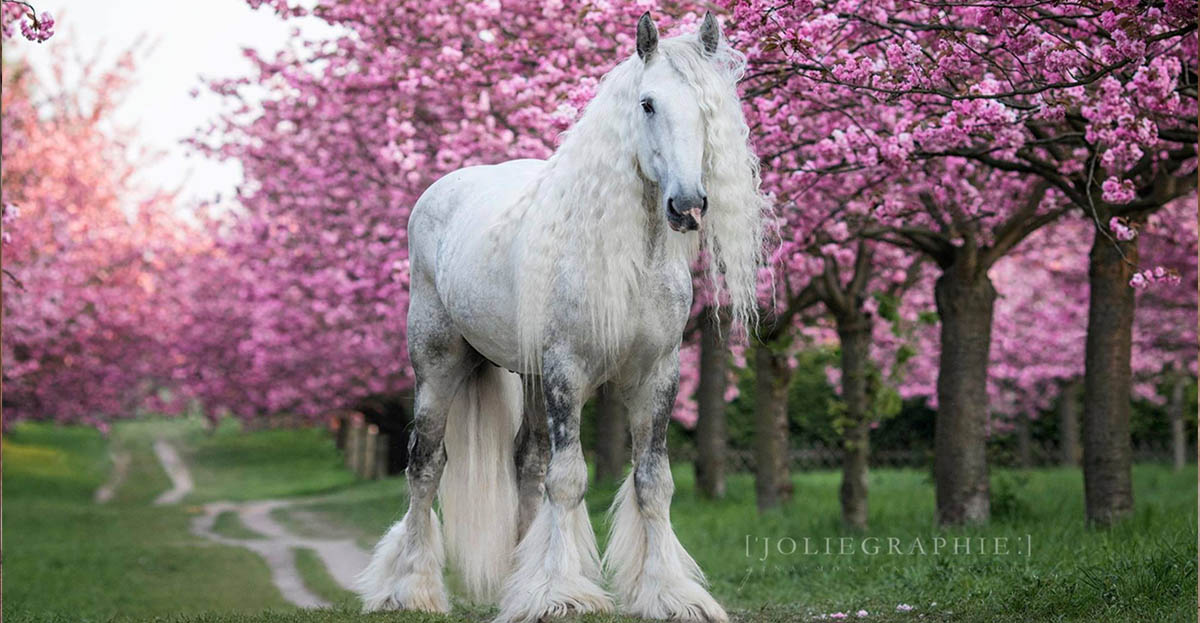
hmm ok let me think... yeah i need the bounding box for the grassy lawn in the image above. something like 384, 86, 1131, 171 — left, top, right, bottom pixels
111, 417, 356, 502
292, 548, 357, 607
278, 464, 1199, 623
213, 510, 267, 540
3, 417, 1196, 623
1, 421, 293, 622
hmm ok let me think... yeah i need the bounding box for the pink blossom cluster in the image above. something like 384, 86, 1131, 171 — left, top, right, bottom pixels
1, 2, 53, 42
1109, 217, 1138, 242
1130, 267, 1182, 290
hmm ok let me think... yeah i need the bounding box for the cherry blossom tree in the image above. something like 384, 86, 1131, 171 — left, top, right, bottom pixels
730, 0, 1197, 525
2, 45, 190, 428
7, 2, 1189, 544
984, 194, 1195, 427
181, 1, 719, 420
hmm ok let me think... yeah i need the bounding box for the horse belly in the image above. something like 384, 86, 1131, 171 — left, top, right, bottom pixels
441, 252, 524, 373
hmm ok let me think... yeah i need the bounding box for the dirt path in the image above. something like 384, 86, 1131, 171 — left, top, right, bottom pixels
150, 437, 368, 608
191, 499, 370, 607
94, 450, 130, 504
152, 439, 194, 505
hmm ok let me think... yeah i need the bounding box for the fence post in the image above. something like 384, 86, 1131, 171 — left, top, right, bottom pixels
375, 433, 389, 480
363, 424, 379, 479
345, 413, 365, 474
332, 413, 348, 451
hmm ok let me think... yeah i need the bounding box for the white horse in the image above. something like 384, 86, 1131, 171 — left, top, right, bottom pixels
355, 12, 768, 623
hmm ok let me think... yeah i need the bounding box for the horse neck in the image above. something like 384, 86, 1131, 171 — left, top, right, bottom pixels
512, 116, 696, 369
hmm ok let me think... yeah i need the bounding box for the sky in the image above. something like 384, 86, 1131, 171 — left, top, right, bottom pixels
15, 0, 340, 212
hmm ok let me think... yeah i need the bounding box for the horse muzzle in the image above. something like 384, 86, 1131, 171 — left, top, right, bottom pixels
667, 194, 707, 232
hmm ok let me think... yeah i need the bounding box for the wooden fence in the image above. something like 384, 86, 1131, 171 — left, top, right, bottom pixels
330, 411, 390, 480
673, 439, 1190, 472
326, 410, 1188, 479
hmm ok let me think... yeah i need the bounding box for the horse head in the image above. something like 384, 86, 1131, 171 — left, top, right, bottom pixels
633, 12, 723, 233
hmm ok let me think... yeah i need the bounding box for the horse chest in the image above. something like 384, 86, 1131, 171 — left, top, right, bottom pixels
608, 264, 693, 370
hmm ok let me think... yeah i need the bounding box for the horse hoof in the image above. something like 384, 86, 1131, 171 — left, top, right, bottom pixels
494, 581, 613, 623
359, 571, 450, 614
618, 578, 728, 623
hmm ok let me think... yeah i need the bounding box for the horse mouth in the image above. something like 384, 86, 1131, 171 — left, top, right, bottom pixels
667, 208, 702, 232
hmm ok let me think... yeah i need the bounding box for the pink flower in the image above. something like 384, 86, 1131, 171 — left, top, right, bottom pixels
1109, 217, 1137, 241
1101, 177, 1136, 204
896, 603, 914, 612
18, 11, 54, 43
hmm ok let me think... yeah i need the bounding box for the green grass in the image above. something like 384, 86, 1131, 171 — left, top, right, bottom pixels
112, 416, 357, 502
275, 465, 1199, 623
213, 509, 267, 539
184, 423, 355, 502
292, 548, 358, 607
4, 417, 1196, 623
271, 478, 401, 550
1, 421, 293, 622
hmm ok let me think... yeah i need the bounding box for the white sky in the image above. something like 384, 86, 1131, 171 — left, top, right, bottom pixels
15, 0, 340, 211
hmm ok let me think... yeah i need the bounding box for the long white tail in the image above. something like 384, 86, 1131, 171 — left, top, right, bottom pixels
439, 363, 523, 603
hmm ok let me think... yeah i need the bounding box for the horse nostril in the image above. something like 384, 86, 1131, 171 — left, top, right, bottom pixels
668, 197, 680, 216
701, 196, 708, 215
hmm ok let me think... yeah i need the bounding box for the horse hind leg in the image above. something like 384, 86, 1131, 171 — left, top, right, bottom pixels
355, 295, 477, 612
605, 356, 728, 623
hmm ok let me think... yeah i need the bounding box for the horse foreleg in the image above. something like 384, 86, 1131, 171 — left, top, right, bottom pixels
496, 356, 613, 623
515, 380, 549, 539
605, 352, 728, 623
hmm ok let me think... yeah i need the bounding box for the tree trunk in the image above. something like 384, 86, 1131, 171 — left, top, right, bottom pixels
1059, 380, 1082, 467
1169, 372, 1187, 472
754, 342, 792, 511
836, 313, 871, 531
593, 383, 626, 484
933, 268, 995, 525
1082, 227, 1136, 525
694, 310, 729, 499
1015, 416, 1032, 468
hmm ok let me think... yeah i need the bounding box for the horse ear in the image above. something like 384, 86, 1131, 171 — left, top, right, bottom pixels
637, 12, 658, 61
699, 11, 721, 56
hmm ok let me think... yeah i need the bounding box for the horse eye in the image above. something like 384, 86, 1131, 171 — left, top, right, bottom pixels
641, 99, 655, 115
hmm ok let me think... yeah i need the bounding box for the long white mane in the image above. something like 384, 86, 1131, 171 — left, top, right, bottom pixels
502, 33, 769, 368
